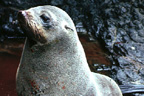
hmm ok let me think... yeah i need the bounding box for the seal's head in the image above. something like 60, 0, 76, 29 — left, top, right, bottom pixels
18, 5, 76, 44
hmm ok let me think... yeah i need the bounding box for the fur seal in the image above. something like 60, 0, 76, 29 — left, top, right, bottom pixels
16, 5, 123, 96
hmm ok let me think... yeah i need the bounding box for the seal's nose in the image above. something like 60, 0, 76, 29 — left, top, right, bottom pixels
18, 11, 25, 24
18, 10, 30, 23
21, 11, 28, 17
18, 11, 27, 18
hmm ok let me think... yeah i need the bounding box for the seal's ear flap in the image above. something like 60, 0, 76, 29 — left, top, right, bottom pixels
65, 25, 74, 32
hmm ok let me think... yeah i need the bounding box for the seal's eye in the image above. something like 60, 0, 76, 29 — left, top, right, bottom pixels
40, 14, 50, 22
40, 14, 52, 29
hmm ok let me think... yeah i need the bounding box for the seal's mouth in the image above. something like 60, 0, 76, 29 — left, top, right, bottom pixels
18, 10, 47, 44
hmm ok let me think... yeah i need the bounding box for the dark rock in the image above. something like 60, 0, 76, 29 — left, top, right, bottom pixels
0, 0, 51, 9
82, 2, 144, 95
51, 0, 64, 6
0, 7, 24, 39
116, 69, 127, 84
66, 0, 77, 6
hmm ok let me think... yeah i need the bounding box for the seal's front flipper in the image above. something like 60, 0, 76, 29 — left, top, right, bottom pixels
91, 72, 123, 96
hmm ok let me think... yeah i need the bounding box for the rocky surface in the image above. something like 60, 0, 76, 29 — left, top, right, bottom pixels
0, 6, 24, 42
87, 0, 144, 85
83, 1, 144, 95
0, 0, 144, 95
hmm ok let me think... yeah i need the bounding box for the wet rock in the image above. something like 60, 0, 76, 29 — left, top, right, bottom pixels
81, 2, 144, 96
116, 69, 127, 84
0, 7, 24, 41
66, 0, 77, 6
0, 0, 52, 9
50, 0, 64, 6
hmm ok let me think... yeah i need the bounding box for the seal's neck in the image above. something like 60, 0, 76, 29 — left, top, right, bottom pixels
23, 34, 91, 74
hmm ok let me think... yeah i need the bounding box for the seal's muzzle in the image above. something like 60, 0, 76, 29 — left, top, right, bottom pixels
18, 10, 47, 44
